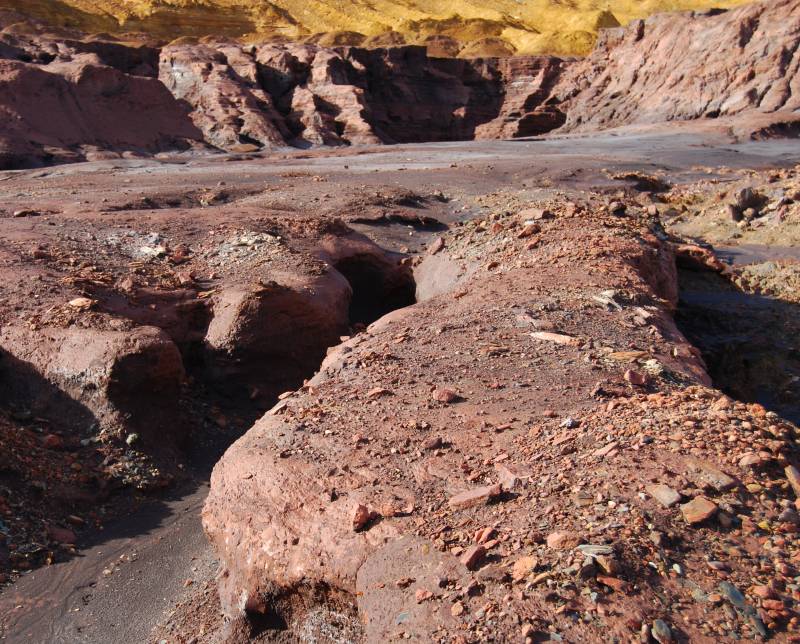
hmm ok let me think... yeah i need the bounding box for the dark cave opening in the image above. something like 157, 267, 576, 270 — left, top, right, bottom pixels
334, 255, 417, 328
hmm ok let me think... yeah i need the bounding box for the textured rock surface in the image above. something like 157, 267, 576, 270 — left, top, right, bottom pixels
2, 0, 799, 169
0, 53, 203, 168
1, 0, 751, 57
475, 56, 568, 139
0, 325, 185, 445
202, 198, 734, 641
158, 41, 532, 148
556, 0, 800, 131
1, 123, 798, 640
158, 42, 289, 150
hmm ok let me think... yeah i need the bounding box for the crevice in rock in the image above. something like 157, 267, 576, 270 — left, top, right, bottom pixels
334, 254, 417, 328
675, 266, 800, 423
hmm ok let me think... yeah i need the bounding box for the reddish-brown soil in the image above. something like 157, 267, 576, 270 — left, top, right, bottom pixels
1, 2, 799, 641
0, 127, 797, 643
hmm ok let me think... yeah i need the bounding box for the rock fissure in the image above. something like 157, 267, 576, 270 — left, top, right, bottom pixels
676, 262, 800, 424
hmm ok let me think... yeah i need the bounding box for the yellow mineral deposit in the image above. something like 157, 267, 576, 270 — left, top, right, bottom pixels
5, 0, 750, 56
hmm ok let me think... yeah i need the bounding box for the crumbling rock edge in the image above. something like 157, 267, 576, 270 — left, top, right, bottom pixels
0, 220, 414, 583
202, 202, 772, 642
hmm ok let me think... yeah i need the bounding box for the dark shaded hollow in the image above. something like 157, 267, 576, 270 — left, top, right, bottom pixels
334, 255, 417, 327
675, 267, 800, 423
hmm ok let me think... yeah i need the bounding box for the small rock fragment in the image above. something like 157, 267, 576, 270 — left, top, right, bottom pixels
646, 484, 682, 508
546, 530, 581, 550
531, 331, 580, 346
432, 388, 459, 403
448, 484, 502, 509
576, 544, 614, 557
651, 619, 672, 643
353, 504, 373, 532
680, 496, 717, 524
785, 465, 800, 497
68, 297, 95, 309
512, 556, 538, 581
415, 588, 433, 603
688, 459, 736, 492
624, 369, 647, 386
428, 237, 445, 255
460, 545, 486, 570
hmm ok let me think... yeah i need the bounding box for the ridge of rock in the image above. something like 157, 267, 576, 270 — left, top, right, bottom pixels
0, 0, 751, 57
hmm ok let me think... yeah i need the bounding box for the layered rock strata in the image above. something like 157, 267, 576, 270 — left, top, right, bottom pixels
555, 0, 800, 131
2, 0, 799, 170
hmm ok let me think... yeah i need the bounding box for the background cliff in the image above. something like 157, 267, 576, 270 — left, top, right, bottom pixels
0, 0, 750, 57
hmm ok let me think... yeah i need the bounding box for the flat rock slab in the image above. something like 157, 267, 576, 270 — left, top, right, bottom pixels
647, 483, 682, 508
681, 496, 718, 524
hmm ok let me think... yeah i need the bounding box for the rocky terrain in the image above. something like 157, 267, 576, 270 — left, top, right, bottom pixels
196, 163, 800, 644
0, 129, 796, 642
1, 0, 750, 57
2, 0, 799, 170
0, 0, 799, 642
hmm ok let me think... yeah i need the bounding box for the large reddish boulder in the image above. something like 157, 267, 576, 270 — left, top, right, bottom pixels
0, 325, 185, 446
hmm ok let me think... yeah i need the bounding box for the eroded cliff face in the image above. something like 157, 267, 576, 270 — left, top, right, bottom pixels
0, 0, 751, 57
156, 42, 559, 149
555, 0, 800, 131
1, 0, 798, 170
0, 22, 569, 167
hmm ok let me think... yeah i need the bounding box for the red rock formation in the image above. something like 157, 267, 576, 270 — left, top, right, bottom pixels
158, 42, 290, 151
200, 198, 736, 642
160, 42, 517, 149
0, 55, 202, 168
475, 56, 568, 139
556, 0, 800, 132
0, 325, 185, 446
2, 0, 799, 169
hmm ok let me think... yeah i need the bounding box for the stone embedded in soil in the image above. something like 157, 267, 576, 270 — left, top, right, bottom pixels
647, 484, 682, 508
651, 619, 673, 643
432, 388, 460, 403
448, 484, 501, 509
427, 237, 445, 255
687, 459, 736, 492
546, 531, 582, 550
531, 331, 581, 346
459, 545, 486, 570
680, 496, 718, 524
495, 462, 529, 490
353, 504, 372, 532
596, 575, 629, 593
785, 465, 800, 497
512, 556, 538, 581
624, 369, 647, 386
